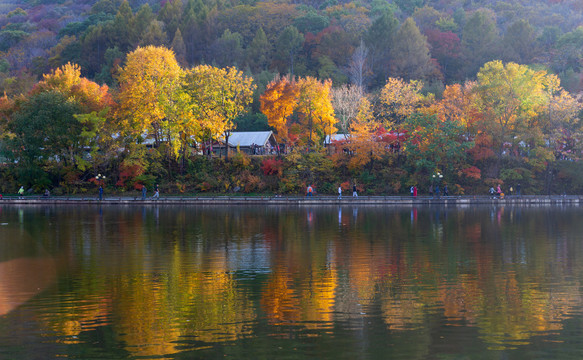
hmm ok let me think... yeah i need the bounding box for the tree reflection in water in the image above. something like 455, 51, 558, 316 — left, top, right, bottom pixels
0, 205, 582, 359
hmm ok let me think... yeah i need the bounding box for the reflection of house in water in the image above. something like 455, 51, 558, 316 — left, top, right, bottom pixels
215, 131, 279, 155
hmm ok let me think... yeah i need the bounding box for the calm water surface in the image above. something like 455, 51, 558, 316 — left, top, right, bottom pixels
1, 204, 583, 359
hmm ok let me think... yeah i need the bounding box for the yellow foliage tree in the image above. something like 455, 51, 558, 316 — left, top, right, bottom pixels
115, 46, 183, 155
475, 61, 549, 160
378, 77, 424, 127
295, 77, 336, 151
542, 74, 583, 159
181, 65, 255, 160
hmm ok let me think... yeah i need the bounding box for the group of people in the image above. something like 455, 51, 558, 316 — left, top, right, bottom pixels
489, 184, 521, 198
12, 182, 526, 200
141, 185, 160, 200
306, 184, 359, 198
409, 185, 449, 198
336, 184, 358, 198
97, 184, 160, 201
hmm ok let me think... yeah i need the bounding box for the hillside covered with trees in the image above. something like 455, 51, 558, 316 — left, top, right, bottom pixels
1, 0, 583, 196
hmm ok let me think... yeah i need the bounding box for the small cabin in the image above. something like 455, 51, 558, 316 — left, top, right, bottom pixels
216, 131, 279, 155
324, 133, 350, 153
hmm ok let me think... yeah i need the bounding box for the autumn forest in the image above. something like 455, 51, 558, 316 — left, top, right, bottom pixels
1, 0, 583, 195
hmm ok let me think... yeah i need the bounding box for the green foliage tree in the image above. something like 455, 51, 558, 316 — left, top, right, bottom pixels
275, 25, 304, 76
171, 28, 187, 66
364, 9, 398, 87
391, 17, 433, 80
246, 27, 270, 73
4, 91, 83, 186
475, 61, 551, 173
157, 0, 183, 40
139, 19, 168, 47
293, 10, 330, 34
554, 26, 583, 74
181, 0, 211, 64
461, 9, 500, 79
402, 113, 472, 182
502, 20, 536, 64
209, 30, 244, 68
394, 0, 424, 15
95, 46, 124, 86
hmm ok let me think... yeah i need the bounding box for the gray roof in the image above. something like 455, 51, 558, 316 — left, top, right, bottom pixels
324, 133, 349, 144
227, 131, 276, 147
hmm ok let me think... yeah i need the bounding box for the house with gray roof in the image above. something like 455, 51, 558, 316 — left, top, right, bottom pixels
216, 131, 279, 155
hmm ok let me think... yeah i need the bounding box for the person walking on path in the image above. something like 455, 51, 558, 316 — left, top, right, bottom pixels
496, 184, 502, 197
353, 184, 358, 197
444, 185, 449, 197
413, 186, 418, 198
142, 185, 147, 200
18, 186, 24, 199
153, 188, 159, 199
307, 185, 313, 197
98, 186, 103, 201
338, 185, 342, 199
410, 186, 414, 197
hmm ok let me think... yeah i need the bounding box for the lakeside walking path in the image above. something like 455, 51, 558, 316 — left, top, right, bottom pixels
1, 195, 582, 205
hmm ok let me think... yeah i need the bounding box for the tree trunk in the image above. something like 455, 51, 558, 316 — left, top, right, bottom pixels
224, 132, 230, 161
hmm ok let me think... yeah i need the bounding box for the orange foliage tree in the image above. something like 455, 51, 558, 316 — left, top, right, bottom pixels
434, 82, 479, 137
346, 97, 386, 170
33, 62, 113, 113
260, 75, 298, 147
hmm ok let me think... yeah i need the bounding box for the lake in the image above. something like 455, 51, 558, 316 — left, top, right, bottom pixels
1, 204, 583, 359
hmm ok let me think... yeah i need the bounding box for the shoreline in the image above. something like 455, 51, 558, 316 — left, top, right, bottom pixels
1, 195, 581, 206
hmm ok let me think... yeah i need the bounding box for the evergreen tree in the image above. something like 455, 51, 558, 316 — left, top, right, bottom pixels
158, 0, 183, 41
461, 9, 500, 78
139, 20, 168, 47
502, 20, 536, 64
209, 29, 244, 68
134, 3, 155, 37
171, 28, 187, 66
275, 26, 304, 76
181, 0, 209, 64
365, 9, 398, 88
391, 17, 433, 80
246, 27, 270, 73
